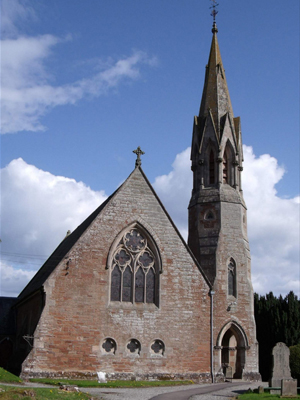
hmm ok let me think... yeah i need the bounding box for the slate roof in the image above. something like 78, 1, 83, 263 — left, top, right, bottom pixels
199, 22, 234, 135
0, 297, 17, 335
17, 189, 118, 302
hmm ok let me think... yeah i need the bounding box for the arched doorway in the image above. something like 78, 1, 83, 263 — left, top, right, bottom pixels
217, 322, 248, 379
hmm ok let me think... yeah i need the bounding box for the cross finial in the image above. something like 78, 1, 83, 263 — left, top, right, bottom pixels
210, 0, 219, 32
133, 146, 145, 168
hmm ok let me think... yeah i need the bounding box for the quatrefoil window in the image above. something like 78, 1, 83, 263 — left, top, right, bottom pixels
102, 338, 116, 354
151, 339, 165, 356
127, 339, 141, 355
115, 249, 131, 267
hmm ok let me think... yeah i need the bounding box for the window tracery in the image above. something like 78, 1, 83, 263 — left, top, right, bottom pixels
127, 339, 141, 355
110, 227, 159, 305
102, 338, 117, 354
150, 339, 165, 356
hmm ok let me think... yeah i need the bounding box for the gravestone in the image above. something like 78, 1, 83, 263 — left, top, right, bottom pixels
258, 386, 264, 394
269, 342, 292, 394
281, 379, 297, 397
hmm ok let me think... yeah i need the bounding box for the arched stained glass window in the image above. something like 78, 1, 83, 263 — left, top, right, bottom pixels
122, 267, 132, 302
111, 266, 121, 301
135, 268, 145, 303
109, 226, 160, 306
146, 268, 155, 303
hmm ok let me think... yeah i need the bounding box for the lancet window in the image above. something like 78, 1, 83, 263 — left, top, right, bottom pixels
223, 142, 234, 186
209, 150, 215, 184
110, 226, 160, 306
228, 258, 237, 297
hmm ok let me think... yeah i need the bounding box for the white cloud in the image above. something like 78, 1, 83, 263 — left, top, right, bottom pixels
0, 158, 107, 296
0, 262, 36, 298
1, 0, 36, 38
242, 146, 300, 296
0, 0, 157, 134
153, 148, 192, 239
1, 146, 299, 297
153, 145, 300, 297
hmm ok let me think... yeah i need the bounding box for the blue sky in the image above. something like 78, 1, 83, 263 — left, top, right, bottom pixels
1, 0, 299, 298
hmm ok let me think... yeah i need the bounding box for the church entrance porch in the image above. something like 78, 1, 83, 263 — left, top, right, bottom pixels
216, 322, 248, 380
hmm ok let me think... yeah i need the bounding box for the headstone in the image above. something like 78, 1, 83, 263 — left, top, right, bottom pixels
269, 342, 292, 394
258, 386, 264, 394
281, 379, 297, 397
224, 365, 233, 381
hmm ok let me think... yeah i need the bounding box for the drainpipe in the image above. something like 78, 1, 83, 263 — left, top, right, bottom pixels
210, 290, 215, 383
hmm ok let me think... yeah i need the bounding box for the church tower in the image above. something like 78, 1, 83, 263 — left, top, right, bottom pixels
188, 21, 260, 379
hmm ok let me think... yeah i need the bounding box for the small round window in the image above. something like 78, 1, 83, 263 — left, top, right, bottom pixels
204, 210, 215, 221
102, 338, 117, 354
150, 339, 165, 356
127, 339, 141, 355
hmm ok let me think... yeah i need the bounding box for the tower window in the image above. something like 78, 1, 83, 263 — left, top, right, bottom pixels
204, 210, 215, 221
109, 226, 160, 306
223, 152, 228, 184
223, 143, 235, 186
209, 150, 215, 184
228, 258, 237, 297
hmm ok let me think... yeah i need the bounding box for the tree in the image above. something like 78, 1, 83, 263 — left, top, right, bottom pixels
254, 291, 300, 381
290, 344, 300, 384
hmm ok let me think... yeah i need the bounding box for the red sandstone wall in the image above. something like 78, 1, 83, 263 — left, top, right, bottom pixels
22, 168, 211, 379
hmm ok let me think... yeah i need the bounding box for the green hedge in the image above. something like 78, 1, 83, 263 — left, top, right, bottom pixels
290, 344, 300, 384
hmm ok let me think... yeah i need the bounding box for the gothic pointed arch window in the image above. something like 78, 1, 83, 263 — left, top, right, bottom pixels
209, 149, 215, 184
228, 258, 237, 297
223, 142, 235, 186
108, 224, 161, 307
205, 142, 217, 186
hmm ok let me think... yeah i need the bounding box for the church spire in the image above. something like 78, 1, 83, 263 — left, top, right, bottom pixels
198, 22, 234, 136
190, 15, 244, 195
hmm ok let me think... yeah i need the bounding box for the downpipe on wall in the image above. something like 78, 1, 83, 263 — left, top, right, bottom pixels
210, 289, 215, 383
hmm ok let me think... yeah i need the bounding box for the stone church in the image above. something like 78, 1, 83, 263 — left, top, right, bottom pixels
0, 22, 260, 381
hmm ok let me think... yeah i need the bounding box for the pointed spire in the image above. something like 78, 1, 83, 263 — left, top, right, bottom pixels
198, 23, 234, 136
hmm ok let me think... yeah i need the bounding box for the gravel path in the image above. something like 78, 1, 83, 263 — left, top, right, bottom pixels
189, 382, 262, 400
81, 381, 263, 400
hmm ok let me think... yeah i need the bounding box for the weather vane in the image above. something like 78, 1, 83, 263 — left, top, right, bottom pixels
210, 0, 219, 22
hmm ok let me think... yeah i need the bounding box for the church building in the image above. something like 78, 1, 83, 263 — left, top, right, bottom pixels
0, 21, 260, 382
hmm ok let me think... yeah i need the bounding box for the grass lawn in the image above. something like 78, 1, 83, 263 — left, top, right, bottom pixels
0, 369, 23, 385
0, 386, 94, 400
239, 392, 300, 400
30, 378, 194, 388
